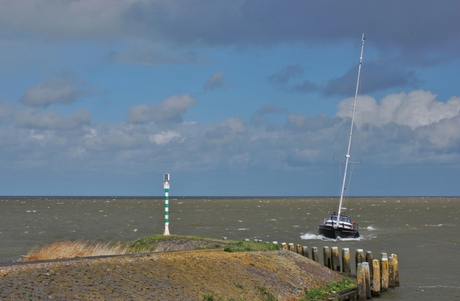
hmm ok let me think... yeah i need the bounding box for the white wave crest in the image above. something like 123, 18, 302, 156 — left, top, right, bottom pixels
300, 233, 323, 240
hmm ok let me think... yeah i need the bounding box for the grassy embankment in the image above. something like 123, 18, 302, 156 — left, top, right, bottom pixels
23, 234, 278, 261
22, 235, 356, 300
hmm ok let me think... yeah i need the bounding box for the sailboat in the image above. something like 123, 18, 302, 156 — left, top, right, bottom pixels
318, 34, 366, 239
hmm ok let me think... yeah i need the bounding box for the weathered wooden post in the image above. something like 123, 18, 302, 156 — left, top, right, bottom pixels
380, 253, 389, 291
312, 247, 319, 262
342, 248, 351, 273
389, 255, 396, 288
281, 242, 287, 250
372, 259, 381, 296
331, 246, 340, 271
356, 263, 367, 300
355, 249, 364, 273
362, 262, 371, 299
288, 243, 295, 251
323, 246, 331, 269
296, 244, 303, 254
302, 246, 309, 258
366, 251, 374, 279
391, 253, 400, 287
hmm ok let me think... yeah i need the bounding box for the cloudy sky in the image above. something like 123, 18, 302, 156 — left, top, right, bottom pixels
0, 0, 459, 196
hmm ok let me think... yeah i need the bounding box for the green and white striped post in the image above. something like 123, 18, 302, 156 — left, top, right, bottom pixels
163, 173, 170, 235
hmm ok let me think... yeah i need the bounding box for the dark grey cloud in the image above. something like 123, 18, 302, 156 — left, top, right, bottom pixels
292, 80, 320, 94
122, 0, 460, 56
324, 63, 422, 96
268, 60, 422, 96
268, 65, 319, 94
106, 48, 208, 66
1, 1, 458, 61
267, 64, 303, 85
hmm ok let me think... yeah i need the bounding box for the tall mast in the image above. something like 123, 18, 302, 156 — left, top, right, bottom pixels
336, 33, 365, 227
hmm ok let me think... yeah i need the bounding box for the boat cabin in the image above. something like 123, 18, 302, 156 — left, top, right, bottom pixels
328, 214, 352, 223
323, 214, 356, 229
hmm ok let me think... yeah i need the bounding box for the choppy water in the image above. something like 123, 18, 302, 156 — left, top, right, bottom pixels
0, 196, 458, 300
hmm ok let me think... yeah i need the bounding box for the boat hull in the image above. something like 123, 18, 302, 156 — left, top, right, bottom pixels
318, 224, 360, 239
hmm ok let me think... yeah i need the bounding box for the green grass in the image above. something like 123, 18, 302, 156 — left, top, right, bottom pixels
223, 240, 278, 252
301, 277, 357, 301
257, 286, 277, 301
24, 235, 280, 262
127, 235, 279, 253
202, 293, 215, 301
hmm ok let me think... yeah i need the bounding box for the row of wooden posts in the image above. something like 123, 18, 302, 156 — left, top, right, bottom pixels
279, 242, 399, 299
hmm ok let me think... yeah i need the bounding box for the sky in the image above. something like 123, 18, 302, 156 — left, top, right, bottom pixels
0, 0, 459, 197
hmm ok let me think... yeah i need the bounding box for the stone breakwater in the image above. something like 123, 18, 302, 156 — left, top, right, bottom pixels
0, 250, 343, 300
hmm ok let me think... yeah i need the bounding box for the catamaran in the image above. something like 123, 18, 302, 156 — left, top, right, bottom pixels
318, 34, 366, 239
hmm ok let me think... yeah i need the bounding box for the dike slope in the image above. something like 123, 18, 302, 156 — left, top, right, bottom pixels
0, 249, 343, 300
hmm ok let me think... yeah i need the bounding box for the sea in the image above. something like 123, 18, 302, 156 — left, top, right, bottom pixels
0, 196, 458, 300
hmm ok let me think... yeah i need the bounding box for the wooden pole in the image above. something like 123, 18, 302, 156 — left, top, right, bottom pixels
281, 242, 287, 250
372, 259, 381, 296
362, 262, 371, 299
342, 248, 351, 273
331, 246, 340, 271
312, 247, 319, 262
288, 243, 295, 251
389, 255, 396, 288
323, 246, 331, 269
355, 249, 364, 273
391, 253, 400, 287
296, 244, 303, 254
366, 251, 374, 280
381, 253, 389, 291
302, 246, 309, 258
356, 263, 367, 300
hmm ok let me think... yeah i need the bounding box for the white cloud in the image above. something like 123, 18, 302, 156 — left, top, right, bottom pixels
100, 128, 142, 150
417, 115, 460, 149
15, 108, 91, 130
29, 129, 46, 141
20, 77, 83, 107
70, 146, 87, 157
337, 90, 460, 130
286, 114, 306, 127
1, 88, 460, 192
127, 94, 197, 124
203, 71, 228, 91
221, 117, 246, 133
127, 104, 152, 124
150, 130, 182, 145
